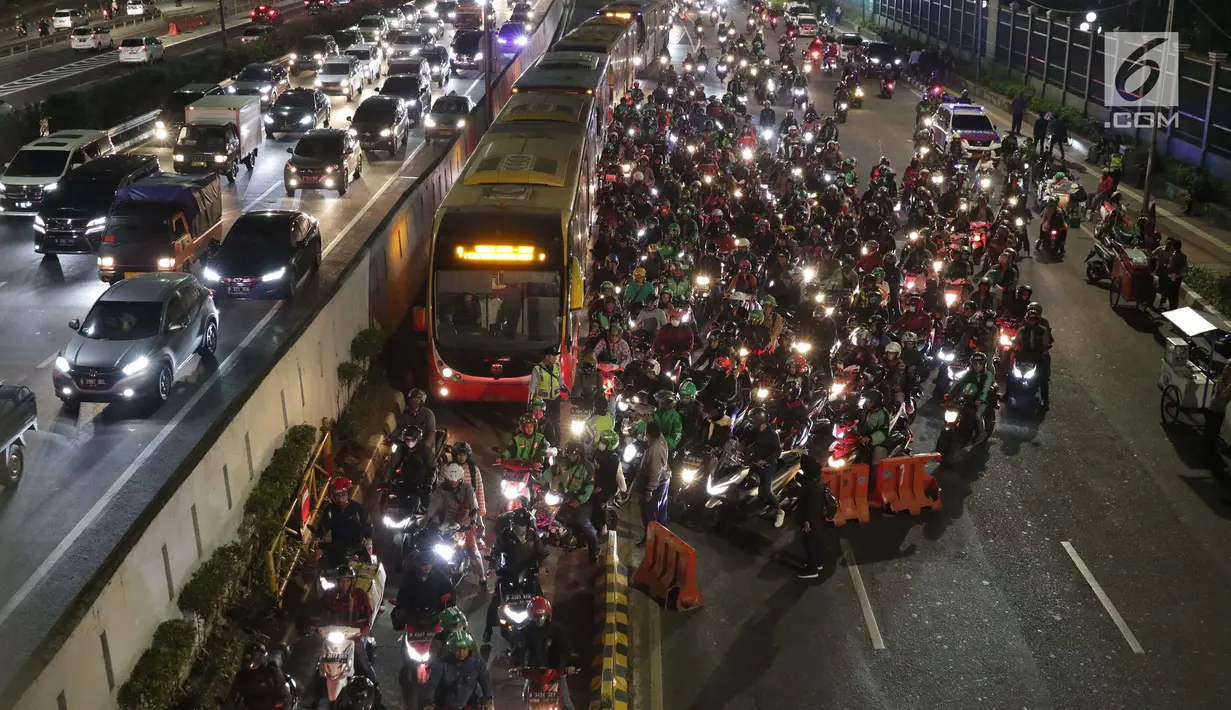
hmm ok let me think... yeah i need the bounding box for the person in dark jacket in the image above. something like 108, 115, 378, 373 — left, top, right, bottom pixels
1032, 112, 1049, 154
1048, 113, 1069, 160
395, 551, 456, 617
227, 643, 294, 708
482, 508, 548, 645
747, 407, 784, 528
518, 597, 578, 710
1010, 94, 1028, 134
314, 477, 374, 569
794, 455, 829, 579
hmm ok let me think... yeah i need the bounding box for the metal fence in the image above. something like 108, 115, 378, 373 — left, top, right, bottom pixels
265, 419, 335, 605
865, 0, 1231, 169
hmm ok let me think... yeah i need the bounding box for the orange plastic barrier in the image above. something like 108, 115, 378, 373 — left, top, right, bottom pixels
167, 22, 177, 35
875, 453, 943, 514
821, 463, 870, 526
632, 522, 705, 611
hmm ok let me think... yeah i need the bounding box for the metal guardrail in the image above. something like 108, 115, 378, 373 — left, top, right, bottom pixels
107, 108, 162, 151
0, 12, 160, 59
265, 418, 336, 606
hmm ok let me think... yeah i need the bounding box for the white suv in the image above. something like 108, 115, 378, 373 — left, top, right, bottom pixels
929, 103, 1002, 160
52, 8, 88, 30
118, 36, 165, 64
126, 0, 158, 16
70, 25, 113, 51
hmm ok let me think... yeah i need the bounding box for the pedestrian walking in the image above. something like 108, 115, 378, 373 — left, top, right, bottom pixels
907, 47, 921, 78
1048, 113, 1069, 161
794, 455, 832, 579
1153, 237, 1188, 311
636, 422, 670, 547
1010, 93, 1028, 134
1031, 112, 1049, 154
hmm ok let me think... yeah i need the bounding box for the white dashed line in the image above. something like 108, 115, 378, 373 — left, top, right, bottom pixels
1061, 541, 1146, 655
841, 538, 886, 650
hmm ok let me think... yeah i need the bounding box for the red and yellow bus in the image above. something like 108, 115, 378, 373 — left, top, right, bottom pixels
420, 92, 600, 401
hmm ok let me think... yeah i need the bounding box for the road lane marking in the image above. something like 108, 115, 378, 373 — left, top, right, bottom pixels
37, 352, 56, 369
1060, 541, 1146, 655
840, 538, 885, 650
323, 141, 426, 257
0, 301, 284, 628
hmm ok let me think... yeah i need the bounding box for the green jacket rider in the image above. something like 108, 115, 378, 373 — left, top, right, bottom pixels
538, 444, 596, 504
504, 415, 550, 463
635, 391, 683, 450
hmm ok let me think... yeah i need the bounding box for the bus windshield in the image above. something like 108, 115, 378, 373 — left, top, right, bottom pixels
433, 269, 562, 351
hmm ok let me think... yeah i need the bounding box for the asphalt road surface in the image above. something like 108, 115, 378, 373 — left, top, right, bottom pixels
645, 8, 1231, 710
0, 0, 550, 696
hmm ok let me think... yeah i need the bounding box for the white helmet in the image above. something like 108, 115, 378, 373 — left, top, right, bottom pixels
645, 359, 662, 378
885, 342, 902, 356
441, 463, 465, 484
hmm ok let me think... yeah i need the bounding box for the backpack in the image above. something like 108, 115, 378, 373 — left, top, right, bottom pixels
821, 479, 839, 520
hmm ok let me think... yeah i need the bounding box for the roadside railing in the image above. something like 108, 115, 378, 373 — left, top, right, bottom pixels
0, 12, 161, 59
265, 418, 336, 605
108, 108, 162, 151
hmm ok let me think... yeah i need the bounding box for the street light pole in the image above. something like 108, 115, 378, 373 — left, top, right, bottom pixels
1141, 0, 1176, 209
218, 0, 227, 48
975, 0, 983, 85
484, 0, 494, 126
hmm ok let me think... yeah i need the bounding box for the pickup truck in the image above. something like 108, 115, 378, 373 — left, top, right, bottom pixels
0, 385, 36, 488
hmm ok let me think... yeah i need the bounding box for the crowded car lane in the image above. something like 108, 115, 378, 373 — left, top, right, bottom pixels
645, 5, 1231, 710
0, 0, 552, 692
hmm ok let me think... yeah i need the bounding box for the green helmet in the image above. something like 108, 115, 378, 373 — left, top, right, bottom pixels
600, 280, 615, 293
443, 629, 475, 654
597, 429, 620, 451
530, 397, 546, 411
761, 295, 777, 307
439, 607, 468, 631
749, 309, 765, 324
667, 222, 681, 235
654, 390, 678, 409
409, 388, 427, 402
679, 380, 698, 398
1054, 171, 1066, 181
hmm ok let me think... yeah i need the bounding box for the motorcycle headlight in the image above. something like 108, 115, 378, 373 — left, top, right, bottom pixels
544, 490, 562, 506
854, 87, 864, 97
383, 515, 412, 529
203, 267, 220, 282
681, 468, 699, 483
502, 605, 530, 623
980, 178, 991, 189
622, 443, 637, 463
695, 275, 710, 286
924, 117, 933, 126
1015, 218, 1025, 227
941, 350, 955, 362
502, 480, 526, 499
830, 382, 846, 396
327, 631, 346, 645
1000, 334, 1012, 347
433, 542, 455, 561
570, 419, 584, 435
840, 102, 848, 109
949, 367, 968, 380
944, 409, 959, 423
945, 292, 958, 305
827, 455, 846, 468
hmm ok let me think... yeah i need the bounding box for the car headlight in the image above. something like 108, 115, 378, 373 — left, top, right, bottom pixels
456, 119, 466, 128
98, 256, 114, 267
383, 515, 412, 529
262, 266, 287, 282
173, 154, 185, 162
157, 257, 176, 268
34, 215, 45, 228
155, 120, 165, 130
264, 115, 274, 124
944, 409, 959, 423
203, 267, 220, 282
681, 468, 699, 483
380, 128, 392, 137
54, 356, 70, 373
122, 356, 149, 376
213, 154, 227, 164
42, 182, 57, 192
424, 116, 436, 126
622, 443, 637, 463
289, 53, 297, 60
433, 542, 455, 561
502, 605, 530, 623
515, 35, 527, 45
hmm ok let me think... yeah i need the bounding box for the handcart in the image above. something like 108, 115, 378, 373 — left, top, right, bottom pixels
1108, 244, 1156, 310
1157, 307, 1227, 428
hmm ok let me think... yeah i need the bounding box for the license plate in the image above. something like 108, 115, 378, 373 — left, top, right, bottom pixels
16, 201, 31, 208
302, 176, 321, 184
321, 653, 349, 663
81, 377, 104, 388
124, 272, 143, 279
228, 285, 250, 296
192, 161, 206, 167
528, 690, 556, 700
56, 238, 77, 247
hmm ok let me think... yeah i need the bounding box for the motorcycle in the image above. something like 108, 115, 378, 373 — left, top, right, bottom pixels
494, 561, 539, 656
834, 101, 848, 123
935, 392, 998, 456
405, 520, 472, 587
494, 457, 539, 511
702, 445, 805, 527
850, 84, 865, 109
879, 78, 895, 98
397, 609, 442, 689
1005, 354, 1044, 408
1084, 232, 1117, 283
1035, 225, 1065, 257
379, 475, 431, 571
317, 626, 370, 708
517, 667, 572, 710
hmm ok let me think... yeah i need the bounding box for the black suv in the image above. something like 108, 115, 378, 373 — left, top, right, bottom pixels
265, 87, 331, 138
861, 40, 898, 76
290, 34, 339, 73
34, 154, 161, 255
349, 95, 410, 158
284, 129, 363, 197
451, 29, 484, 74
378, 74, 431, 122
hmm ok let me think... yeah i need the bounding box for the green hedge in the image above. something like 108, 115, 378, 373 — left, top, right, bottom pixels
242, 424, 320, 550
116, 619, 199, 710
177, 541, 249, 626
1184, 265, 1231, 317
0, 2, 379, 164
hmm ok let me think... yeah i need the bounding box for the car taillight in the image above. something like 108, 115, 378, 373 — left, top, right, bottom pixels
1050, 230, 1057, 236
250, 9, 256, 14
104, 235, 115, 243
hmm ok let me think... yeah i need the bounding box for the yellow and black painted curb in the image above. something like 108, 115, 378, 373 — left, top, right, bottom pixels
590, 529, 631, 710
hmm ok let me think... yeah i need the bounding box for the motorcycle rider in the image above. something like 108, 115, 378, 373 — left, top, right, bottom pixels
891, 295, 931, 338
318, 565, 378, 688
314, 477, 374, 569
624, 267, 657, 307
226, 642, 294, 708
592, 324, 633, 368
518, 597, 579, 710
948, 351, 996, 442
539, 442, 600, 562
1013, 305, 1054, 409
449, 441, 486, 521
401, 389, 438, 462
425, 630, 494, 710
591, 429, 626, 536
747, 407, 785, 527
655, 306, 695, 361
482, 507, 548, 647
426, 463, 487, 588
503, 414, 551, 465
530, 397, 559, 446
853, 389, 892, 466
779, 109, 799, 134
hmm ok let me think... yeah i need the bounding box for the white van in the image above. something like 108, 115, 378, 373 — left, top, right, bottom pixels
0, 131, 114, 217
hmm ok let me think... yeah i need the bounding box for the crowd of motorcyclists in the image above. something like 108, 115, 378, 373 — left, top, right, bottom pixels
219, 1, 1084, 706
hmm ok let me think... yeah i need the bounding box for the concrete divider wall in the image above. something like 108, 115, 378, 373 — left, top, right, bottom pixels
9, 2, 565, 708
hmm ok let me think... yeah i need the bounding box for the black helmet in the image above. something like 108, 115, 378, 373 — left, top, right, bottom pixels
748, 407, 769, 426
971, 352, 989, 368
508, 507, 534, 530
345, 677, 378, 709
634, 341, 653, 358
452, 441, 472, 457
401, 425, 424, 444
863, 389, 884, 409
1016, 284, 1033, 299
242, 643, 268, 671
564, 441, 583, 458
413, 549, 435, 568
721, 320, 740, 337
654, 390, 678, 408
864, 363, 886, 384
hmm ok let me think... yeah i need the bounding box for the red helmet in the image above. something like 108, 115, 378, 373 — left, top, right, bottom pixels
787, 354, 807, 374
530, 596, 552, 619
739, 259, 752, 271
714, 356, 733, 371
332, 477, 352, 493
